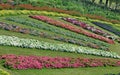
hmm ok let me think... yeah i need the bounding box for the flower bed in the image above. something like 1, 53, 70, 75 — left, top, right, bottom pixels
0, 22, 104, 50
0, 4, 120, 24
0, 9, 119, 24
62, 17, 115, 40
6, 16, 110, 49
0, 35, 119, 58
92, 22, 120, 37
29, 15, 114, 44
0, 54, 120, 70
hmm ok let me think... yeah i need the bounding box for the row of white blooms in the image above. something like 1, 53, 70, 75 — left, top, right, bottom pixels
0, 35, 120, 58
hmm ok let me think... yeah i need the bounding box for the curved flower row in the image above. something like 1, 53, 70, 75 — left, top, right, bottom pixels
1, 54, 120, 70
0, 22, 104, 50
0, 35, 119, 58
6, 16, 110, 49
62, 17, 115, 40
29, 15, 114, 44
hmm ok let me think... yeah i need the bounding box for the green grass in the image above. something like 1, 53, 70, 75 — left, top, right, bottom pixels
110, 42, 120, 55
10, 67, 120, 75
0, 45, 110, 58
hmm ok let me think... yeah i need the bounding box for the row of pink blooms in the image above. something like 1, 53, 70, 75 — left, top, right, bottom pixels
0, 54, 120, 70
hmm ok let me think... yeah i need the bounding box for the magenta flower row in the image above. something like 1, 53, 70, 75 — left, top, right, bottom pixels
1, 54, 120, 70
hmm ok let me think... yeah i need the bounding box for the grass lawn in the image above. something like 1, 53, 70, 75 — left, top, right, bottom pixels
1, 66, 120, 75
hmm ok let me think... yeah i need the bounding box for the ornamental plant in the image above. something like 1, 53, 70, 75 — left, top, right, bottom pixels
0, 22, 104, 50
6, 16, 110, 49
1, 54, 120, 70
62, 17, 115, 40
0, 35, 119, 58
29, 15, 114, 44
0, 4, 120, 24
92, 22, 120, 37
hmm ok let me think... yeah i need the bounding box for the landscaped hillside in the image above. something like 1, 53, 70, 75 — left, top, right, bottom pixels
0, 0, 120, 75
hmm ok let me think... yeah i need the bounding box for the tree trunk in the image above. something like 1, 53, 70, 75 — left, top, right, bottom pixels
115, 0, 118, 10
105, 0, 109, 7
109, 0, 112, 8
0, 0, 2, 4
92, 0, 95, 2
99, 0, 102, 4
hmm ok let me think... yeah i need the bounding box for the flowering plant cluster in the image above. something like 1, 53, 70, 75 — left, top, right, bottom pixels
0, 4, 119, 24
0, 22, 103, 50
1, 54, 120, 70
0, 4, 14, 9
6, 16, 110, 50
92, 22, 120, 37
0, 4, 79, 16
62, 17, 114, 39
0, 35, 119, 58
30, 15, 114, 44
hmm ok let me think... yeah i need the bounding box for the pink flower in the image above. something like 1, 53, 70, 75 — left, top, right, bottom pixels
1, 54, 119, 70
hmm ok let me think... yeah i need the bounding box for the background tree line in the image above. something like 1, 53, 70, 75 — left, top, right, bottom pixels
0, 0, 119, 10
91, 0, 120, 10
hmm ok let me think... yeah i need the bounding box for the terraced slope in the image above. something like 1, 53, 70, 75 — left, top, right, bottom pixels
0, 10, 120, 75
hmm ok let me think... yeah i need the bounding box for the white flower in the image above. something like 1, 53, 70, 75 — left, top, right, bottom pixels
0, 35, 119, 59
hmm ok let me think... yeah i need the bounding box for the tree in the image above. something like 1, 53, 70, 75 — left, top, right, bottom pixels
92, 0, 95, 3
115, 0, 120, 10
105, 0, 109, 7
0, 0, 2, 4
109, 0, 113, 8
99, 0, 102, 4
109, 0, 120, 10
